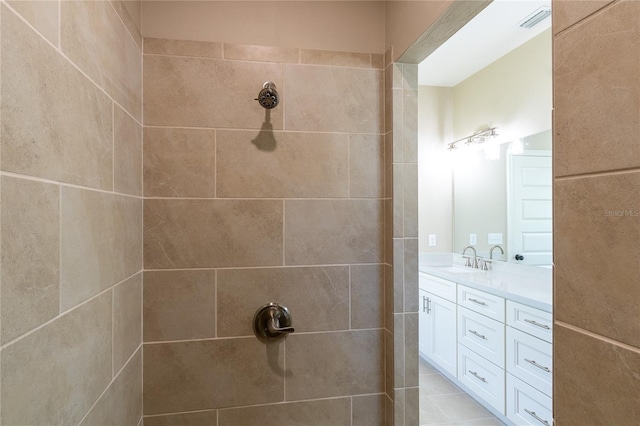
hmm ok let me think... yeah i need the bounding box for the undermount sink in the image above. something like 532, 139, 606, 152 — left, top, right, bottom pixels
429, 265, 478, 274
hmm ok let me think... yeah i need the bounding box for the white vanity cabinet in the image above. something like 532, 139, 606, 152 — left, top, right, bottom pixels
419, 269, 554, 425
419, 273, 457, 377
506, 300, 553, 425
457, 285, 506, 415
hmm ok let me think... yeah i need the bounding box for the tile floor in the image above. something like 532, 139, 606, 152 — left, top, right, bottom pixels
419, 358, 504, 426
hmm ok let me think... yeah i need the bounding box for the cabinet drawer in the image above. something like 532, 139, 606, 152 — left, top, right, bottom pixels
506, 327, 552, 397
420, 273, 456, 303
458, 306, 505, 368
458, 285, 504, 322
506, 300, 552, 343
458, 344, 505, 415
507, 374, 553, 426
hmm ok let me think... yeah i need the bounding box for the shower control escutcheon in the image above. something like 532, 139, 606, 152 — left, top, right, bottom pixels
253, 303, 294, 342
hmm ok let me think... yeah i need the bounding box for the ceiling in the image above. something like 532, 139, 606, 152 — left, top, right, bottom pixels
418, 0, 551, 87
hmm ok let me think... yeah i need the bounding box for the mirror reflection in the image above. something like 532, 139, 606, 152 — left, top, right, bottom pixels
452, 130, 552, 267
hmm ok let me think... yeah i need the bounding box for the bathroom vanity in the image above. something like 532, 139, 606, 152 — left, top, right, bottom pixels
419, 255, 552, 426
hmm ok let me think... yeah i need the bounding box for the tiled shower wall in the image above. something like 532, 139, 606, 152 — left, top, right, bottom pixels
553, 0, 640, 423
384, 56, 419, 426
0, 1, 143, 425
141, 39, 387, 424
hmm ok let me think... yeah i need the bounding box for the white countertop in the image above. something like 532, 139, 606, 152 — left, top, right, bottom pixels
419, 253, 553, 313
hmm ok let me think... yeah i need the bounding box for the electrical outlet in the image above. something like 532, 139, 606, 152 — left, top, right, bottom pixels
488, 233, 503, 244
428, 234, 437, 247
470, 234, 477, 245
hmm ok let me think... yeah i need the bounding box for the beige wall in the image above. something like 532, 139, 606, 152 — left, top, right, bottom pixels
453, 28, 552, 141
385, 0, 452, 61
417, 85, 453, 253
553, 0, 640, 423
141, 39, 386, 423
0, 1, 143, 424
141, 1, 386, 54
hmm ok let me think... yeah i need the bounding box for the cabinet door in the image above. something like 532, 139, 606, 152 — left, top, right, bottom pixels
422, 293, 457, 377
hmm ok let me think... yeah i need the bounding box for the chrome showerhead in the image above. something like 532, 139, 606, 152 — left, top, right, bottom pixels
255, 81, 279, 109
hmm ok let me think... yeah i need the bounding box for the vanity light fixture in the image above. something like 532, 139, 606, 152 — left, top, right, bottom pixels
447, 127, 498, 151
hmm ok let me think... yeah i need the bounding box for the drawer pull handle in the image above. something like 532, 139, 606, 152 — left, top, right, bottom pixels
524, 319, 550, 330
525, 358, 551, 373
468, 370, 487, 383
469, 329, 487, 340
524, 409, 550, 426
422, 296, 428, 313
468, 298, 487, 306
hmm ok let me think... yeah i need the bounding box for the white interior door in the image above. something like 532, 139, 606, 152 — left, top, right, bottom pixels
508, 153, 552, 267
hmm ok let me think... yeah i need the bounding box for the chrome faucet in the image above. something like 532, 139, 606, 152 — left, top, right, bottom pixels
489, 245, 505, 260
462, 245, 478, 269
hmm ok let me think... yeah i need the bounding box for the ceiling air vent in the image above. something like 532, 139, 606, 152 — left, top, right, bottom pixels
518, 7, 551, 29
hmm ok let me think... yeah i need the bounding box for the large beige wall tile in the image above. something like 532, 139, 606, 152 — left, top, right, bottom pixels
394, 313, 405, 387
217, 266, 349, 337
143, 270, 216, 342
553, 0, 614, 34
144, 199, 283, 268
1, 292, 112, 425
224, 43, 299, 63
555, 173, 640, 347
219, 398, 351, 426
555, 324, 640, 424
403, 164, 418, 238
143, 127, 216, 198
114, 273, 142, 372
286, 329, 384, 400
1, 8, 113, 189
403, 90, 418, 163
6, 0, 59, 45
61, 1, 142, 120
554, 1, 640, 176
1, 176, 59, 343
217, 130, 348, 198
301, 49, 371, 68
404, 238, 418, 313
61, 187, 142, 310
404, 313, 419, 387
114, 105, 142, 196
393, 164, 405, 237
80, 348, 142, 426
353, 394, 386, 426
284, 64, 383, 133
144, 411, 218, 426
351, 264, 384, 329
144, 55, 283, 129
349, 134, 384, 198
284, 200, 383, 265
145, 38, 222, 58
143, 338, 284, 414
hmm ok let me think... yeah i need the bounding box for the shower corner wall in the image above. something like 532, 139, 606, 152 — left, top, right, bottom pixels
384, 52, 420, 426
0, 1, 143, 425
141, 38, 388, 424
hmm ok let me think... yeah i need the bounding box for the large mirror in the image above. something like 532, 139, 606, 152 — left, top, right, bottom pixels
452, 129, 552, 267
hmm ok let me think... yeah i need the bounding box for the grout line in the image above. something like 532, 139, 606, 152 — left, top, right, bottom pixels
214, 269, 218, 339
144, 394, 386, 419
348, 265, 352, 330
555, 166, 640, 181
282, 200, 286, 266
143, 51, 379, 71
142, 263, 386, 272
0, 171, 143, 201
143, 328, 386, 345
107, 0, 141, 51
555, 320, 640, 355
1, 271, 143, 350
143, 196, 384, 201
77, 344, 143, 426
213, 129, 217, 198
142, 124, 382, 137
